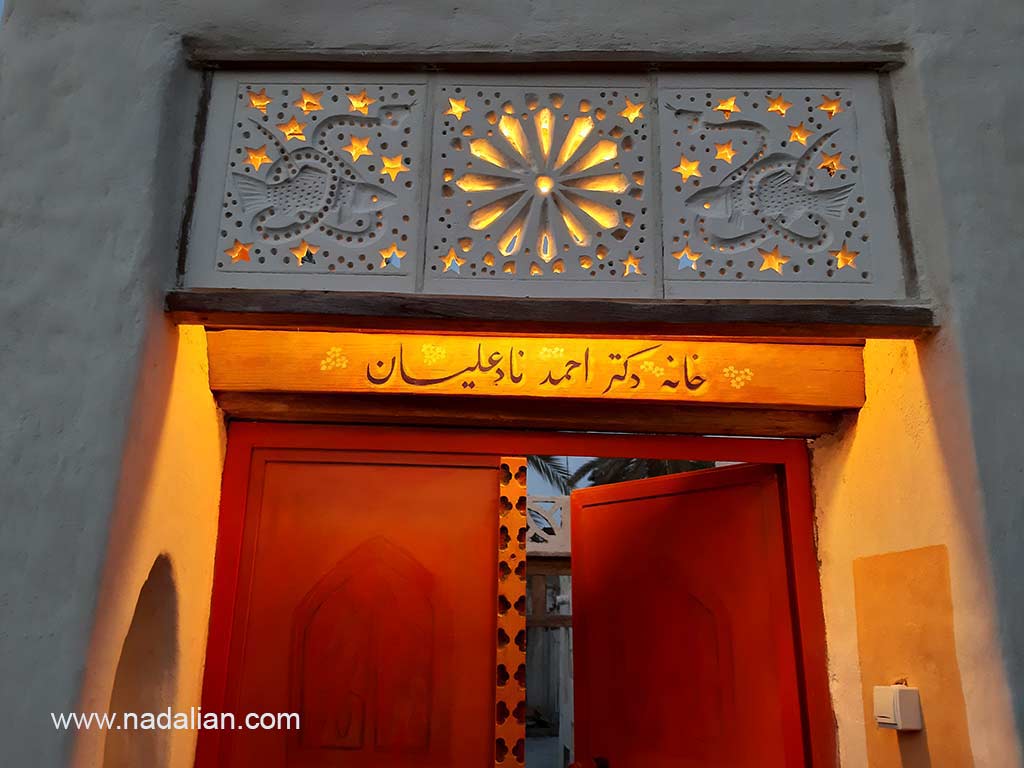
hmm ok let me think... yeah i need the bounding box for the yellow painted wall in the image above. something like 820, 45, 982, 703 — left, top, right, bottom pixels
71, 322, 225, 768
812, 334, 1021, 767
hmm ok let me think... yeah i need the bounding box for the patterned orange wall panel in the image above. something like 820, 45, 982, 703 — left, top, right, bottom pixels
496, 458, 527, 767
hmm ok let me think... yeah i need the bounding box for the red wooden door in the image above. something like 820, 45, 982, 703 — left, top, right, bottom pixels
202, 428, 501, 768
570, 464, 806, 768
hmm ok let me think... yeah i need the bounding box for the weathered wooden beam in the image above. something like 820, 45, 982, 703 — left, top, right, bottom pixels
168, 289, 936, 340
214, 392, 845, 438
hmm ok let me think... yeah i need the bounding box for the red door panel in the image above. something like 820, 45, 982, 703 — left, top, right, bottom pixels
571, 464, 805, 768
209, 441, 500, 768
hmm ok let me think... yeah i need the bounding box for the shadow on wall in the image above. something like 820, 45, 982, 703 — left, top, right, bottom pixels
102, 554, 179, 768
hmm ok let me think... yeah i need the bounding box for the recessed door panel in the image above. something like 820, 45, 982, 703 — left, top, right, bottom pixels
214, 445, 500, 768
571, 464, 805, 768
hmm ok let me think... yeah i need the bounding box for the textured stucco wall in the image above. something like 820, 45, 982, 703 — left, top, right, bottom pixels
0, 0, 1021, 765
68, 323, 224, 768
813, 337, 1021, 767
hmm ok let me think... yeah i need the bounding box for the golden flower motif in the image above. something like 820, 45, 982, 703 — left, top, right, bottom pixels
539, 346, 566, 360
320, 347, 349, 372
640, 360, 666, 378
421, 343, 447, 365
722, 366, 754, 389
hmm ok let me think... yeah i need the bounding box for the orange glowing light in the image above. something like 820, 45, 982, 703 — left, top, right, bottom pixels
788, 122, 812, 145
378, 242, 406, 268
566, 139, 618, 175
579, 255, 594, 269
445, 97, 471, 120
248, 88, 272, 113
818, 152, 847, 176
831, 240, 859, 269
537, 228, 555, 262
277, 117, 307, 142
224, 239, 252, 263
552, 259, 565, 274
562, 173, 629, 193
766, 94, 793, 116
294, 89, 323, 114
245, 145, 272, 171
498, 211, 528, 256
348, 89, 377, 116
380, 155, 409, 181
566, 193, 620, 229
535, 175, 554, 195
440, 247, 466, 273
714, 141, 737, 164
468, 193, 523, 230
714, 96, 741, 120
342, 135, 373, 161
819, 96, 843, 120
530, 262, 543, 276
622, 253, 643, 276
498, 115, 533, 164
289, 239, 319, 266
456, 174, 518, 193
618, 98, 645, 123
470, 138, 514, 169
554, 199, 591, 247
673, 244, 701, 270
672, 155, 701, 182
554, 116, 595, 169
758, 245, 790, 274
534, 108, 554, 162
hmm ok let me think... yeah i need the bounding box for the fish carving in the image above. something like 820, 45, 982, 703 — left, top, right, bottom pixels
232, 102, 415, 243
683, 122, 854, 253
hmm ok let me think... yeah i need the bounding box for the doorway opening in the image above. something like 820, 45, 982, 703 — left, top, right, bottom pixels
198, 424, 831, 768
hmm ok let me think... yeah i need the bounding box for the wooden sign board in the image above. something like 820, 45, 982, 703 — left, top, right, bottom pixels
207, 330, 864, 410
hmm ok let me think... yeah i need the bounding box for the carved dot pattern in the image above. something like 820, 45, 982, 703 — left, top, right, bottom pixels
495, 458, 527, 766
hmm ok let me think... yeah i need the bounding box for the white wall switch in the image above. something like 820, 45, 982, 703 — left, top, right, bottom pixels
873, 685, 923, 731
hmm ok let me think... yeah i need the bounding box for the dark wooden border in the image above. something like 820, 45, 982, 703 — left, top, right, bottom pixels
168, 289, 936, 340
197, 424, 836, 767
215, 392, 844, 438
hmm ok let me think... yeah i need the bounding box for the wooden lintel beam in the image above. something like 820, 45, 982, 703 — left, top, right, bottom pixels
167, 289, 936, 340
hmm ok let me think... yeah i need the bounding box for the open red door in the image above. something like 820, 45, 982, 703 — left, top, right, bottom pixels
570, 464, 806, 768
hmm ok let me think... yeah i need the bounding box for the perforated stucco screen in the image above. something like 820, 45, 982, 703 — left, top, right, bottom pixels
185, 71, 905, 299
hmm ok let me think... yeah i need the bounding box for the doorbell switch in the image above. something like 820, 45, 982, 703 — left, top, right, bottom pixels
873, 685, 922, 731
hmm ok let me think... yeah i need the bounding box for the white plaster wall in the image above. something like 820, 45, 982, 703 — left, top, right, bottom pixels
813, 335, 1021, 767
68, 322, 224, 768
0, 0, 1021, 765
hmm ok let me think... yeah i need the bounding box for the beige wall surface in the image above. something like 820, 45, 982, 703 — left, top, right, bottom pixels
813, 335, 1021, 768
70, 322, 225, 768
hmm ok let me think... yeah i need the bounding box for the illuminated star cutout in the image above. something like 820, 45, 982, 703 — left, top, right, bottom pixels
714, 96, 741, 120
342, 135, 373, 161
294, 89, 323, 114
224, 239, 252, 263
819, 95, 844, 120
444, 97, 471, 120
380, 154, 409, 182
758, 245, 790, 274
622, 254, 643, 276
440, 247, 466, 273
714, 141, 737, 164
378, 242, 407, 269
245, 145, 272, 171
818, 151, 847, 177
619, 98, 645, 124
788, 122, 812, 145
348, 89, 377, 116
672, 155, 702, 182
767, 94, 793, 116
277, 117, 307, 142
289, 239, 319, 266
248, 88, 272, 114
672, 244, 701, 270
831, 240, 860, 269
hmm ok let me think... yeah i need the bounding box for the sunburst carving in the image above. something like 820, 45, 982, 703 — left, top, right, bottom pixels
453, 103, 630, 263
